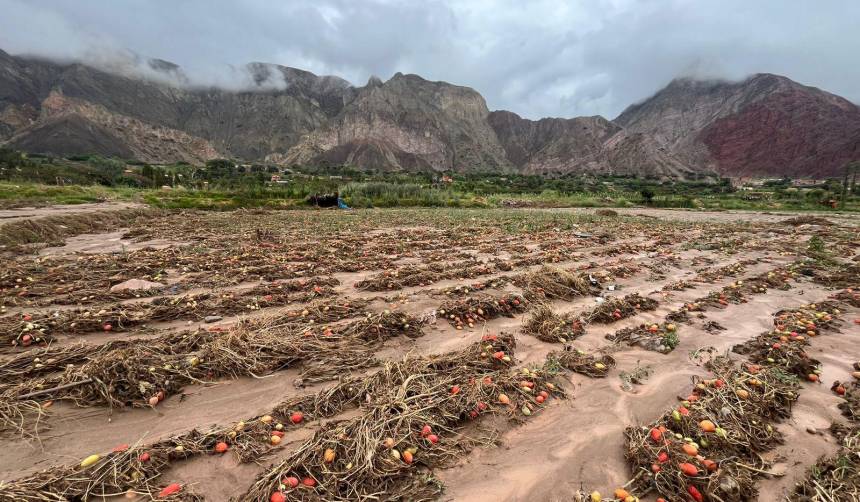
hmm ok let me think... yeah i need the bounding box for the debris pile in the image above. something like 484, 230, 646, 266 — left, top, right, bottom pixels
624, 357, 800, 501
438, 293, 527, 329
584, 293, 659, 324
607, 322, 680, 354
522, 304, 585, 343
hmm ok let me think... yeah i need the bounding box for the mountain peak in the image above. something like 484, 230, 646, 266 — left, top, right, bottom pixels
1, 48, 856, 178
616, 72, 860, 178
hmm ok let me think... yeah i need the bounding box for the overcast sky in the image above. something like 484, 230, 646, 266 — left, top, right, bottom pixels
1, 0, 857, 119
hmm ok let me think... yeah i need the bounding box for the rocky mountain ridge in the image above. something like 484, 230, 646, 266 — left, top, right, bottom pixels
1, 49, 857, 178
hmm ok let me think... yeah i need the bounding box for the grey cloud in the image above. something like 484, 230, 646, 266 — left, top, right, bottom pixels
0, 0, 855, 119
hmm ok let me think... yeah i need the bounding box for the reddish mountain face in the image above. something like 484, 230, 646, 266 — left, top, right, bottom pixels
617, 73, 860, 178
700, 89, 860, 178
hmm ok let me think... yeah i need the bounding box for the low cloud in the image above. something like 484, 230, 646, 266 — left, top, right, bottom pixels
1, 0, 856, 118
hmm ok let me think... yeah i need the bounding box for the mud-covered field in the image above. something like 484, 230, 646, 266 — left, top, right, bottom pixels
0, 206, 858, 502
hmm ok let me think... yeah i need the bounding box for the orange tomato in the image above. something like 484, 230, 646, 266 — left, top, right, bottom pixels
679, 463, 698, 476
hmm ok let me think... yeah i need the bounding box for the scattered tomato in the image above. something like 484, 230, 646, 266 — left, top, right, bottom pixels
158, 483, 181, 498
679, 462, 698, 476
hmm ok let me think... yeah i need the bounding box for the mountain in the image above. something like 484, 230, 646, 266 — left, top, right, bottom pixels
616, 73, 860, 178
0, 51, 355, 164
1, 48, 858, 178
487, 111, 695, 178
279, 73, 512, 172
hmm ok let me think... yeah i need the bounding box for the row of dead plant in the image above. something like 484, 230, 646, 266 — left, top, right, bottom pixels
514, 265, 601, 302
785, 289, 860, 500
240, 332, 565, 501
547, 348, 616, 378
731, 300, 843, 378
437, 292, 527, 329
0, 208, 155, 249
583, 293, 659, 324
607, 264, 800, 354
521, 303, 585, 343
0, 308, 421, 436
624, 356, 800, 501
0, 333, 564, 501
789, 424, 860, 501
353, 258, 505, 291
0, 299, 371, 389
622, 298, 846, 501
1, 277, 340, 349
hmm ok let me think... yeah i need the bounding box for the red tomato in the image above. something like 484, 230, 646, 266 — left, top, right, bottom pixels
688, 485, 703, 502
215, 442, 228, 453
158, 483, 181, 498
290, 412, 304, 424
302, 477, 316, 487
270, 493, 286, 502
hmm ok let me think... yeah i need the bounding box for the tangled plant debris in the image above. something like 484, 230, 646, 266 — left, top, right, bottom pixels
0, 310, 423, 435
437, 292, 527, 329
522, 303, 585, 343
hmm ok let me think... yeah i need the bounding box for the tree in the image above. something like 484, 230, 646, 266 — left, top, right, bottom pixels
640, 187, 655, 205
204, 159, 236, 180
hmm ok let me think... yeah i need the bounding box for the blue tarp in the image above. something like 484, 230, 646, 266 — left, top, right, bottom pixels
337, 197, 350, 209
